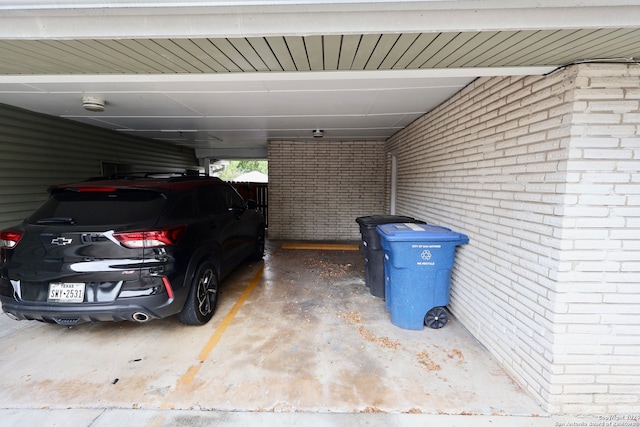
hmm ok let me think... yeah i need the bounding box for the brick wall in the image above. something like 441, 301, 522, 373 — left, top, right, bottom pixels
268, 140, 386, 241
385, 63, 640, 415
552, 64, 640, 414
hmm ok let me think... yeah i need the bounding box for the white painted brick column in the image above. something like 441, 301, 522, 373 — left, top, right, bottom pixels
548, 63, 640, 414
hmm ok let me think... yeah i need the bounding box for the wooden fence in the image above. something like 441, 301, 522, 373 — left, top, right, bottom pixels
231, 182, 268, 226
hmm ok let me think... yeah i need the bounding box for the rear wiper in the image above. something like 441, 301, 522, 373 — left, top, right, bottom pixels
36, 217, 76, 225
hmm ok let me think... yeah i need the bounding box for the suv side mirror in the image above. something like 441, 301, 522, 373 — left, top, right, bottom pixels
229, 203, 246, 216
246, 200, 258, 210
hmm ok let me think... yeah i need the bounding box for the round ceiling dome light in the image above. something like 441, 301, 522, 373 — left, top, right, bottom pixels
82, 96, 106, 112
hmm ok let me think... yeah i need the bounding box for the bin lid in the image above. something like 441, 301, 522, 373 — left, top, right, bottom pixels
376, 222, 469, 243
356, 215, 420, 228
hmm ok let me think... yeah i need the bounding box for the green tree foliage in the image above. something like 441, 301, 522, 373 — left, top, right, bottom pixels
218, 160, 268, 181
238, 160, 268, 174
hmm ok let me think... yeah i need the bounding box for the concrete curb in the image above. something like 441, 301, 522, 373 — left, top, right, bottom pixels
0, 408, 558, 427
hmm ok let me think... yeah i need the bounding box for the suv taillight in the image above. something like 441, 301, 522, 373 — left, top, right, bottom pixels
113, 226, 186, 249
0, 230, 23, 249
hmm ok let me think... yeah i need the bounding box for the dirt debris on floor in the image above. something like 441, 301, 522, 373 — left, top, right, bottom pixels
0, 240, 547, 418
339, 310, 401, 350
416, 350, 442, 371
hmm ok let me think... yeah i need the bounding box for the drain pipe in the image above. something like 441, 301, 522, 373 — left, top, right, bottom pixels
390, 152, 397, 215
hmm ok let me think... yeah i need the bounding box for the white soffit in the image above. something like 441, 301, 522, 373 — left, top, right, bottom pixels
0, 67, 554, 158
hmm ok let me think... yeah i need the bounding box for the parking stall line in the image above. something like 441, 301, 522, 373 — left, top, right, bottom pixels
164, 265, 264, 403
281, 242, 360, 251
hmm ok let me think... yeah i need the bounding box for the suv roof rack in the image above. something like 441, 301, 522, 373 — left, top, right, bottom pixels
84, 171, 211, 181
49, 174, 224, 194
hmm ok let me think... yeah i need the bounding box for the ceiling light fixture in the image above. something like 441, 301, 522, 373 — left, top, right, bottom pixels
313, 129, 324, 138
82, 96, 106, 112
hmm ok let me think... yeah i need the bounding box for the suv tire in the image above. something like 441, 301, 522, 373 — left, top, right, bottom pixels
179, 260, 219, 325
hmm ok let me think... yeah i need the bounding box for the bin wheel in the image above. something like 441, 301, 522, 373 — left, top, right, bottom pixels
424, 306, 448, 329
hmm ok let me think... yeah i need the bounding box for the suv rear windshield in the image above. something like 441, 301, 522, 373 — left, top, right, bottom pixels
27, 190, 166, 226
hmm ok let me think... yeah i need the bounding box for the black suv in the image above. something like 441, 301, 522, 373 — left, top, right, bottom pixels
0, 174, 265, 326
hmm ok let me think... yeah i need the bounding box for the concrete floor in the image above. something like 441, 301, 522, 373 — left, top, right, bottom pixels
0, 240, 561, 426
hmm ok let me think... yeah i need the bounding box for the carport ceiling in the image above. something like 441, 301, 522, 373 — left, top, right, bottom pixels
0, 1, 639, 159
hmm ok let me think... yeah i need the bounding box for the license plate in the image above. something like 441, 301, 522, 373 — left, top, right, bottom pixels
48, 283, 85, 303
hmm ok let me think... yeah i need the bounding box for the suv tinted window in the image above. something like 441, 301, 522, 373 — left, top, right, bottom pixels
28, 190, 165, 226
219, 186, 244, 209
165, 192, 195, 220
196, 186, 226, 215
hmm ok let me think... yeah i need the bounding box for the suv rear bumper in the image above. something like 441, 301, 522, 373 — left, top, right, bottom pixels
0, 293, 182, 325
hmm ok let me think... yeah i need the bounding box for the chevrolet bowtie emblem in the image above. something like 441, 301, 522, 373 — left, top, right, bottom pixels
51, 237, 73, 246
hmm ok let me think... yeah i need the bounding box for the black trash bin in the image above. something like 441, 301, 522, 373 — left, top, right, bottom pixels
355, 215, 425, 298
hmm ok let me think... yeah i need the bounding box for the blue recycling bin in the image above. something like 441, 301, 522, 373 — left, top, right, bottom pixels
377, 223, 469, 330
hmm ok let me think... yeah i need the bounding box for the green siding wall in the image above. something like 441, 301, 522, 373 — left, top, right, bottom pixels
0, 103, 199, 229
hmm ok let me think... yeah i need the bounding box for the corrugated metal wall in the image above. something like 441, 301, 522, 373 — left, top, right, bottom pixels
0, 103, 199, 229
